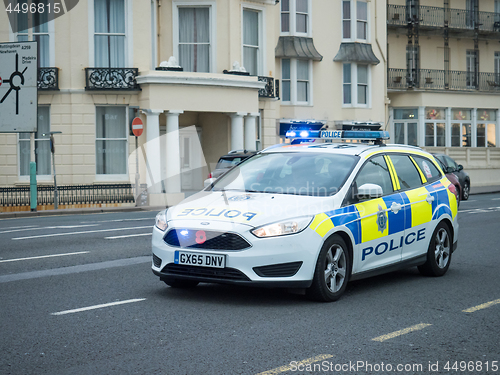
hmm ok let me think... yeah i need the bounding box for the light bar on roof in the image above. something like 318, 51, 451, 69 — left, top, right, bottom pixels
285, 129, 390, 141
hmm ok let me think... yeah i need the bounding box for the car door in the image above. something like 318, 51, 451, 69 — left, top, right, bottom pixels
387, 153, 439, 262
346, 154, 407, 274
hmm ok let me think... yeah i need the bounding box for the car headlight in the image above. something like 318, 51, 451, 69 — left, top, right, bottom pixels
155, 210, 168, 231
251, 216, 313, 238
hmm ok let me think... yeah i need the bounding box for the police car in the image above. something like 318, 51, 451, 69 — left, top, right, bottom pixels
152, 129, 458, 302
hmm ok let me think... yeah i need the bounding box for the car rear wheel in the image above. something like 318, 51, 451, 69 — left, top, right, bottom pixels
462, 181, 470, 200
418, 222, 452, 277
163, 279, 199, 288
306, 235, 350, 302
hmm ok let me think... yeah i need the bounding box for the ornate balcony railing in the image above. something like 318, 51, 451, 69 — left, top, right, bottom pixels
258, 76, 279, 98
0, 184, 135, 207
38, 67, 59, 90
388, 68, 500, 92
85, 67, 140, 91
388, 4, 500, 32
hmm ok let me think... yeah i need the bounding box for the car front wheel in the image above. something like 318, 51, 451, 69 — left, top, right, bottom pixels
307, 235, 350, 302
418, 222, 452, 277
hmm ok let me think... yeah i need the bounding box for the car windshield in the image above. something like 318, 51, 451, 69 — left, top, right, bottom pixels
211, 152, 358, 196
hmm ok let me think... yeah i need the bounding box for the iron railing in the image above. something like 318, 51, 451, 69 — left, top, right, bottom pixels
85, 68, 140, 90
38, 67, 59, 90
258, 76, 279, 98
0, 184, 135, 207
388, 4, 500, 32
388, 68, 500, 92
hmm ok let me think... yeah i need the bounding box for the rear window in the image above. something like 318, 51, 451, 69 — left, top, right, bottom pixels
216, 157, 247, 169
413, 156, 442, 182
389, 154, 423, 190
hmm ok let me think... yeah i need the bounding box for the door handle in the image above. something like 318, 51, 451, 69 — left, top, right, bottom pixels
426, 194, 435, 204
390, 202, 402, 213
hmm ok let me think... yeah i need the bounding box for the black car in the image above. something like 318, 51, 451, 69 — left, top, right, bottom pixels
204, 150, 258, 187
433, 153, 470, 200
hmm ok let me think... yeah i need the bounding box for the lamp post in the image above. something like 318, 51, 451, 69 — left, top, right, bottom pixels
44, 131, 62, 209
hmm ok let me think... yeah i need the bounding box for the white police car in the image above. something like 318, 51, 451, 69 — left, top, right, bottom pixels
152, 129, 458, 302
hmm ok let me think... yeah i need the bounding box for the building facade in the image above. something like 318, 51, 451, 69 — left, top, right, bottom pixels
387, 0, 500, 186
0, 0, 497, 210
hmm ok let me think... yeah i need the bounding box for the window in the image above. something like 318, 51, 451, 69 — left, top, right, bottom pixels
176, 6, 211, 73
466, 50, 477, 88
15, 0, 52, 67
281, 58, 311, 104
96, 107, 128, 176
354, 155, 393, 197
389, 154, 422, 190
413, 156, 441, 183
495, 52, 500, 85
94, 0, 126, 68
451, 109, 471, 147
343, 63, 369, 107
280, 0, 310, 35
342, 0, 368, 41
393, 109, 418, 146
476, 109, 497, 147
19, 107, 51, 178
243, 8, 261, 76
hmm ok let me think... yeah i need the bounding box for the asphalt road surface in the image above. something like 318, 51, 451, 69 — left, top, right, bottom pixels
1, 194, 499, 375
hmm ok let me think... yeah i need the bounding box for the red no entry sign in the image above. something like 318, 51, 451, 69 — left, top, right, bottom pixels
131, 117, 143, 137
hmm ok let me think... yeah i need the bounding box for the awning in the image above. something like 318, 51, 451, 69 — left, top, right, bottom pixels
333, 43, 380, 65
275, 36, 323, 61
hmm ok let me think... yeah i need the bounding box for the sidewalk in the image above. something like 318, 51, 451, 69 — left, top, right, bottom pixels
1, 185, 499, 220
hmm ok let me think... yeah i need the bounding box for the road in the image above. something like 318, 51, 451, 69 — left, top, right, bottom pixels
0, 195, 499, 375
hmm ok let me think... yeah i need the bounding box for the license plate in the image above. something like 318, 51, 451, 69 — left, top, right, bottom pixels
174, 251, 225, 268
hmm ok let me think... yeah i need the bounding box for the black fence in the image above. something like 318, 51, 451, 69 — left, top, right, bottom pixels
388, 4, 500, 32
85, 68, 140, 90
0, 184, 135, 207
258, 76, 279, 98
38, 67, 59, 90
388, 68, 500, 92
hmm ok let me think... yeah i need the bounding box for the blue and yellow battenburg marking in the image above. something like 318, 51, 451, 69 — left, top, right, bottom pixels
309, 180, 456, 245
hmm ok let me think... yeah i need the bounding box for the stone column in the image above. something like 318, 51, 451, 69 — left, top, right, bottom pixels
165, 110, 184, 194
142, 109, 163, 194
230, 112, 246, 151
244, 113, 259, 150
418, 106, 426, 147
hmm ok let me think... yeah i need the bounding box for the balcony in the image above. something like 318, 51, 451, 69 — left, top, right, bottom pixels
85, 68, 140, 91
388, 68, 500, 92
38, 67, 59, 90
388, 4, 500, 35
258, 76, 279, 99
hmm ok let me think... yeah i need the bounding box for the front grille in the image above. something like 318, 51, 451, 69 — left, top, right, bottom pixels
152, 254, 162, 268
253, 261, 303, 277
164, 229, 251, 251
162, 263, 250, 281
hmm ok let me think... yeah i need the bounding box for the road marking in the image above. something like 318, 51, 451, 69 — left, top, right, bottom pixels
463, 299, 500, 313
460, 200, 475, 202
0, 251, 89, 263
0, 256, 150, 283
256, 354, 334, 375
11, 226, 152, 240
459, 207, 500, 214
105, 233, 152, 239
372, 323, 432, 342
80, 217, 155, 224
0, 224, 98, 234
0, 225, 38, 230
51, 298, 146, 316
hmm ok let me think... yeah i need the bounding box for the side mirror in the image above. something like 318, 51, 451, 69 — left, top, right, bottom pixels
357, 183, 383, 200
457, 164, 464, 172
446, 166, 454, 174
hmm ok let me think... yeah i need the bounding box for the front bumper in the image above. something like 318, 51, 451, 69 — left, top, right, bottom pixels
151, 220, 322, 288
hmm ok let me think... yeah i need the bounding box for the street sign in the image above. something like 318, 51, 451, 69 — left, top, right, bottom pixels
0, 41, 38, 133
132, 117, 144, 137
